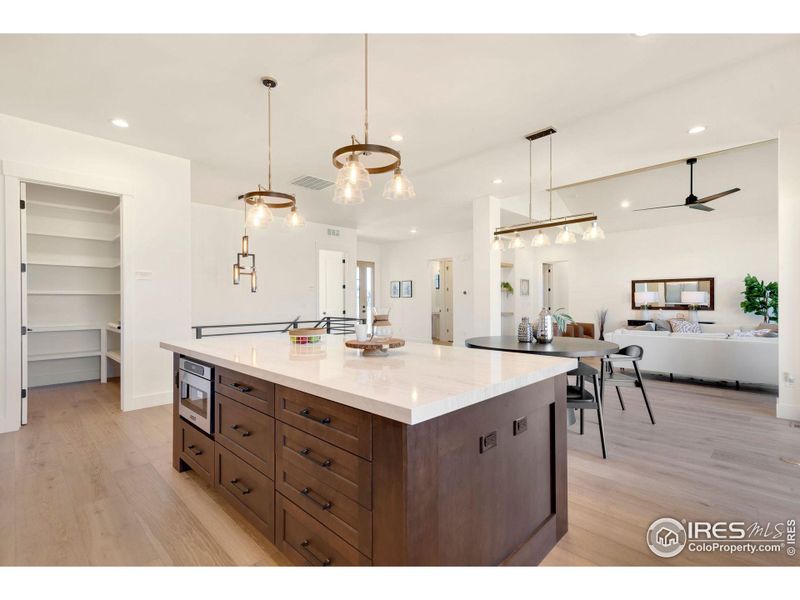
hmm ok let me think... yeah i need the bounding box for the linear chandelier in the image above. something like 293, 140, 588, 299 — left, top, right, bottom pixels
493, 127, 604, 248
331, 34, 415, 204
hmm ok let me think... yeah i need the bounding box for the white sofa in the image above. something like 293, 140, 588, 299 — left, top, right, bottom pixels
605, 328, 778, 387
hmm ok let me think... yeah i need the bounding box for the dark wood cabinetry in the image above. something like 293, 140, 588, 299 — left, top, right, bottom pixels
172, 353, 567, 566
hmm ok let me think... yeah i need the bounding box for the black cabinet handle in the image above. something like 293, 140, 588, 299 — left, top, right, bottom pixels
298, 447, 332, 468
229, 478, 251, 494
230, 424, 251, 437
232, 382, 253, 393
299, 408, 332, 425
187, 444, 203, 456
300, 487, 332, 510
300, 539, 331, 566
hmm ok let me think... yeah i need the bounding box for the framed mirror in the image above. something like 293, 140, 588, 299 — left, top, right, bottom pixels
631, 277, 715, 310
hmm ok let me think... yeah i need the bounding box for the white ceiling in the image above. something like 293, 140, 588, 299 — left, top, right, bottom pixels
0, 34, 797, 241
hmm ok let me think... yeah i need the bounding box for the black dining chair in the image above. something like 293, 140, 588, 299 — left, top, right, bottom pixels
600, 345, 655, 425
567, 361, 607, 459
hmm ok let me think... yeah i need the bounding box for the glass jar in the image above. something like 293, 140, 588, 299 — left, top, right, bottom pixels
372, 307, 392, 340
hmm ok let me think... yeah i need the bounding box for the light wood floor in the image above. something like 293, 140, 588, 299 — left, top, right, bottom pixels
0, 375, 798, 566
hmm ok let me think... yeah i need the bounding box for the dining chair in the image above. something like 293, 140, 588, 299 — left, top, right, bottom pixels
567, 361, 607, 459
600, 345, 655, 425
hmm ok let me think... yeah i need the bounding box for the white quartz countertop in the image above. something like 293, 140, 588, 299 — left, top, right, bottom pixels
160, 335, 576, 425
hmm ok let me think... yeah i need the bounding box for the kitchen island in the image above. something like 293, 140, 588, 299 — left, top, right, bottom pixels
160, 335, 575, 566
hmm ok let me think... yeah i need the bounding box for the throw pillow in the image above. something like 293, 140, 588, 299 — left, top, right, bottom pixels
669, 319, 701, 333
653, 319, 671, 331
630, 323, 655, 331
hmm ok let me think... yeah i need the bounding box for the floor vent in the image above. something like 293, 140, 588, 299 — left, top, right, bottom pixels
291, 175, 335, 191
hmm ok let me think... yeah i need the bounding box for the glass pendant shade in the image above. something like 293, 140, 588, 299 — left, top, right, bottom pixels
491, 236, 503, 251
510, 233, 525, 249
233, 263, 240, 284
284, 207, 306, 229
382, 168, 415, 200
531, 230, 551, 247
246, 201, 273, 228
250, 268, 257, 293
582, 221, 605, 241
337, 155, 371, 190
241, 235, 249, 255
555, 226, 577, 245
333, 181, 365, 205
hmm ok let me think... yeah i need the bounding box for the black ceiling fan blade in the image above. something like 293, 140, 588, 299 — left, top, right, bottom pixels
696, 188, 741, 204
688, 203, 715, 212
633, 204, 686, 212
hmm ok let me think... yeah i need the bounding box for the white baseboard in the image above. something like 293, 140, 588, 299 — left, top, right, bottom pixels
127, 390, 172, 412
776, 402, 800, 422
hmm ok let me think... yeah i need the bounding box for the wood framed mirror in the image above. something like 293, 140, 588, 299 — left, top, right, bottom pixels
630, 277, 715, 310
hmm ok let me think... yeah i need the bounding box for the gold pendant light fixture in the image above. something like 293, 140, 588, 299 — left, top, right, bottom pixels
493, 127, 604, 248
238, 77, 305, 228
331, 34, 415, 203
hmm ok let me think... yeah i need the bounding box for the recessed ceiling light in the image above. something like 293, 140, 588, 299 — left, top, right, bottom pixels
688, 125, 706, 135
633, 33, 649, 37
410, 228, 418, 234
390, 133, 404, 142
620, 200, 631, 208
492, 178, 503, 184
111, 118, 129, 128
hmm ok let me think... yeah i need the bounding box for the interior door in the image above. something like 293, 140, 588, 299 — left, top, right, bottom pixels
442, 260, 453, 342
318, 250, 346, 319
356, 261, 374, 325
20, 182, 28, 425
542, 263, 553, 311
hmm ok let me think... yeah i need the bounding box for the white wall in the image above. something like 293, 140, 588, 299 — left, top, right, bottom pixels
504, 214, 777, 336
191, 203, 357, 327
778, 123, 800, 420
357, 240, 382, 310
377, 230, 474, 345
0, 113, 191, 432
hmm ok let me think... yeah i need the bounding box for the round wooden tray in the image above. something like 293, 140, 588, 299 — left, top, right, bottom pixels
345, 338, 405, 356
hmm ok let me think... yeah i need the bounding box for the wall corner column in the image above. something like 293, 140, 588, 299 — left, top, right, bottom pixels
472, 195, 501, 337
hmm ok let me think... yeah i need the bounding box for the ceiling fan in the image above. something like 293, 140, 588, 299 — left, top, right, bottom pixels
634, 157, 741, 212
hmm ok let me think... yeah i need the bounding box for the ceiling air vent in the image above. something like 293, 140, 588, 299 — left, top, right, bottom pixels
291, 175, 335, 191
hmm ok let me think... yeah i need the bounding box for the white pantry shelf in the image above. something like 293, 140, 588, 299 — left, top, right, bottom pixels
29, 350, 102, 362
106, 350, 121, 363
27, 230, 120, 242
27, 199, 118, 215
28, 324, 103, 333
28, 290, 121, 296
27, 260, 120, 269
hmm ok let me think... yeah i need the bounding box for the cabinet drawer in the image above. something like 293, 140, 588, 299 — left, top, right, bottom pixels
179, 419, 214, 483
275, 385, 372, 459
276, 494, 371, 566
276, 422, 372, 510
214, 443, 275, 541
215, 392, 275, 479
276, 451, 372, 557
216, 367, 274, 416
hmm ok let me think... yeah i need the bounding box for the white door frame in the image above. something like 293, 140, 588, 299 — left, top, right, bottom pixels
1, 160, 134, 432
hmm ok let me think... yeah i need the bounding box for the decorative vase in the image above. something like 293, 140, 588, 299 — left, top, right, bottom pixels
517, 317, 533, 343
372, 307, 392, 341
535, 309, 554, 344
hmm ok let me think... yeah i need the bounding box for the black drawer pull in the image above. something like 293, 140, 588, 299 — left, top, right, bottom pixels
232, 382, 253, 393
300, 487, 333, 510
298, 447, 332, 468
299, 408, 332, 425
229, 478, 251, 494
300, 539, 331, 566
230, 424, 251, 437
187, 444, 203, 456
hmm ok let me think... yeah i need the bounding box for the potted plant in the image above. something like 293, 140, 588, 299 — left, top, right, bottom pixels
740, 274, 778, 323
501, 281, 514, 295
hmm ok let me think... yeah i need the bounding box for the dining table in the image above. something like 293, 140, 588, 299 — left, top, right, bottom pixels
465, 335, 620, 425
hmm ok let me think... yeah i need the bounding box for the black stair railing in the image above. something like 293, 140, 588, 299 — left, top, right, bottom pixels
192, 315, 365, 340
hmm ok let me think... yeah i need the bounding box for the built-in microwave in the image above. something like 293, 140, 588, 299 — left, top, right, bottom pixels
178, 357, 214, 434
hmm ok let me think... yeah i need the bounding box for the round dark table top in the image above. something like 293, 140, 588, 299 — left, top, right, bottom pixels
465, 336, 619, 358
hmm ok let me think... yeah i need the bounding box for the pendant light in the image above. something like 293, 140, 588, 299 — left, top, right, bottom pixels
531, 230, 551, 247
509, 233, 525, 249
555, 225, 577, 245
582, 221, 605, 241
233, 221, 257, 292
283, 206, 306, 229
491, 235, 504, 251
238, 77, 304, 227
332, 34, 414, 203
